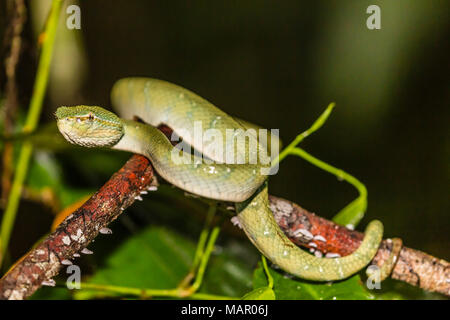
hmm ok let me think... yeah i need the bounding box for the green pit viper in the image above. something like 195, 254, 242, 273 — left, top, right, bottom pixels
56, 77, 399, 281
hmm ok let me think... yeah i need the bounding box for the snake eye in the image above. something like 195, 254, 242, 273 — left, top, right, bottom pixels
88, 112, 94, 120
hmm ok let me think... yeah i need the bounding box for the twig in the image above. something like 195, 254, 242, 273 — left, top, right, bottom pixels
0, 153, 448, 299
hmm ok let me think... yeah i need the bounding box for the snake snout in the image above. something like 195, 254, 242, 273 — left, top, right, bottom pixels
56, 106, 124, 148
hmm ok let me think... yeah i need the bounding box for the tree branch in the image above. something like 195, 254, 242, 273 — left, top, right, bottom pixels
269, 195, 449, 296
0, 155, 155, 300
0, 154, 448, 299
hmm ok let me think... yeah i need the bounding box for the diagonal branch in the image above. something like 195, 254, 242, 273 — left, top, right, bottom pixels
0, 155, 155, 300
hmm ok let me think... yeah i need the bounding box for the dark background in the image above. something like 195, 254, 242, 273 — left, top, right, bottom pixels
2, 1, 449, 265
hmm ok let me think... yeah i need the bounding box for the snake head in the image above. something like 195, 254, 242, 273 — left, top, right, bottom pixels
55, 106, 124, 147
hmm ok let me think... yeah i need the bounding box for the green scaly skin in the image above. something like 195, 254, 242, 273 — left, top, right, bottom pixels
56, 77, 384, 281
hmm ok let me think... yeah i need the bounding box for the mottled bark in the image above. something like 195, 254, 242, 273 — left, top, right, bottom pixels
270, 195, 449, 296
0, 155, 155, 300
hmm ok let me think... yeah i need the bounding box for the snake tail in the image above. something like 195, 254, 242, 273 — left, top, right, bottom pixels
237, 183, 383, 281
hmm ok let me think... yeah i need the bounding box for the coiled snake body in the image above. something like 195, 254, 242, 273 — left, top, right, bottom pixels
56, 77, 386, 281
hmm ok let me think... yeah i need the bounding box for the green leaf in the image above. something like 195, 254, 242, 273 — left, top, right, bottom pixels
73, 226, 252, 299
242, 287, 276, 300
242, 256, 276, 299
27, 151, 62, 190
252, 263, 375, 300
74, 227, 195, 299
332, 196, 367, 226
30, 285, 73, 300
372, 278, 447, 300
199, 248, 254, 297
27, 150, 93, 208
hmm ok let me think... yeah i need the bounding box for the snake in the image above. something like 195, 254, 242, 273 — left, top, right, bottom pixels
55, 77, 396, 281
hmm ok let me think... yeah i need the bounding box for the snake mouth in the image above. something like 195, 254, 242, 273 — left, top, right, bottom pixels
57, 117, 124, 148
56, 106, 124, 147
56, 118, 94, 147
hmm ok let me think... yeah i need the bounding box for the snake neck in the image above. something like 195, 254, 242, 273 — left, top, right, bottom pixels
112, 119, 171, 159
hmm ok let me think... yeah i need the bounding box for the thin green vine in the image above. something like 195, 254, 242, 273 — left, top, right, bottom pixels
77, 203, 238, 300
271, 102, 335, 167
77, 282, 237, 300
261, 256, 274, 289
271, 102, 368, 227
0, 0, 63, 267
289, 147, 367, 226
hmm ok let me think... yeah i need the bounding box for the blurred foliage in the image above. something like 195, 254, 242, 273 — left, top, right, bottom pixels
31, 226, 255, 299
252, 262, 447, 300
30, 0, 88, 104
253, 264, 375, 300
1, 0, 449, 300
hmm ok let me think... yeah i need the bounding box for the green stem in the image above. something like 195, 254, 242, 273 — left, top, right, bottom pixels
270, 102, 367, 226
289, 147, 367, 225
77, 209, 225, 300
188, 225, 220, 293
261, 256, 273, 289
78, 282, 238, 300
191, 204, 216, 271
272, 102, 335, 168
177, 203, 216, 288
23, 1, 63, 132
289, 147, 367, 198
0, 0, 63, 266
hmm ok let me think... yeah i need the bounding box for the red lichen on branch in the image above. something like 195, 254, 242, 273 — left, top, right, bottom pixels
270, 195, 450, 296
